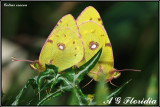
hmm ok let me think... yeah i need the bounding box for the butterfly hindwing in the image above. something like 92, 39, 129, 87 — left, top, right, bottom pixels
77, 6, 114, 81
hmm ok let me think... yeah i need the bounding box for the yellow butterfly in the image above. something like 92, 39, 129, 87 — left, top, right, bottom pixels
12, 14, 84, 73
76, 6, 140, 86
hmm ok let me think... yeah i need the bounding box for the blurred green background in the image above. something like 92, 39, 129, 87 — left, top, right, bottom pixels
2, 1, 158, 105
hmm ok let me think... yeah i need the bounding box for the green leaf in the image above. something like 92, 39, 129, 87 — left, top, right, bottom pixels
107, 79, 132, 100
146, 73, 158, 105
68, 90, 79, 105
11, 77, 38, 105
35, 76, 73, 105
37, 48, 103, 105
11, 48, 103, 105
73, 87, 88, 105
61, 68, 75, 83
95, 74, 109, 105
75, 48, 102, 84
37, 85, 72, 105
37, 64, 58, 96
37, 90, 62, 105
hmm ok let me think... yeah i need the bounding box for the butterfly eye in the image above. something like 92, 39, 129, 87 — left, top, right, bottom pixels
30, 62, 38, 70
89, 41, 99, 50
57, 43, 65, 50
113, 72, 121, 79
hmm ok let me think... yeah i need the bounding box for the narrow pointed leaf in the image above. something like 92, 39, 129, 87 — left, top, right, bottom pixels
106, 79, 132, 100
37, 64, 58, 95
11, 77, 38, 105
37, 85, 72, 105
95, 74, 109, 105
75, 48, 102, 83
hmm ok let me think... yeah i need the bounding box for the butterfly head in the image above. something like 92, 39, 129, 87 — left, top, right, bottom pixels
11, 57, 44, 74
30, 60, 46, 73
105, 68, 121, 81
106, 68, 141, 82
30, 60, 39, 70
112, 70, 121, 79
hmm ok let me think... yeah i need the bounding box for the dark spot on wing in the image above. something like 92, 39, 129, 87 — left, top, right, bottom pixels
98, 18, 101, 21
89, 41, 99, 50
47, 39, 53, 43
49, 59, 53, 64
57, 43, 65, 50
105, 43, 111, 47
90, 18, 92, 20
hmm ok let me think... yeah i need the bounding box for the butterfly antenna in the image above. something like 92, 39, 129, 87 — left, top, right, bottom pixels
117, 69, 141, 72
11, 57, 34, 63
82, 79, 94, 88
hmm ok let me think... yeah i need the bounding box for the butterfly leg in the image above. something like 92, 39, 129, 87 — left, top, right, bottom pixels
37, 68, 40, 75
109, 80, 119, 87
82, 79, 94, 88
90, 71, 97, 74
90, 71, 99, 77
45, 89, 48, 96
43, 79, 49, 97
37, 70, 40, 75
49, 87, 52, 93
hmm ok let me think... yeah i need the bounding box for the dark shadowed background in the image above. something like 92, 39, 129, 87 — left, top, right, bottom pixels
2, 1, 158, 105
